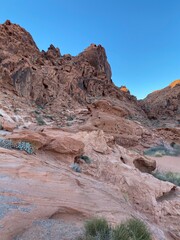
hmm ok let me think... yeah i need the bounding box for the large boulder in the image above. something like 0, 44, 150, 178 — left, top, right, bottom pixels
44, 136, 84, 156
6, 130, 47, 149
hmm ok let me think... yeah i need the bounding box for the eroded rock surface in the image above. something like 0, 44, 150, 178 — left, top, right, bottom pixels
0, 129, 180, 240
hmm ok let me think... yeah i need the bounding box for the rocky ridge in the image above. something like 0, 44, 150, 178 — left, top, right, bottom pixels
0, 20, 147, 121
141, 80, 180, 126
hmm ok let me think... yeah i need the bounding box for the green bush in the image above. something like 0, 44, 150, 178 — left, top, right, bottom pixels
126, 219, 151, 240
153, 170, 180, 186
80, 155, 92, 164
70, 163, 81, 173
15, 141, 34, 154
67, 115, 75, 121
0, 138, 34, 154
144, 144, 180, 157
84, 218, 111, 240
111, 223, 129, 240
77, 218, 151, 240
36, 115, 46, 125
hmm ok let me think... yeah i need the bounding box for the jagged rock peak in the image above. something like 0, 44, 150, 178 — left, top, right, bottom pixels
4, 19, 12, 25
79, 43, 112, 81
83, 43, 102, 51
0, 20, 39, 55
45, 44, 61, 59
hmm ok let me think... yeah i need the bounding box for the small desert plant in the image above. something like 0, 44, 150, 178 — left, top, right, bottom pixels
67, 115, 75, 121
77, 218, 151, 240
126, 218, 151, 240
0, 138, 34, 154
70, 163, 81, 173
44, 115, 54, 120
112, 219, 151, 240
154, 151, 163, 157
14, 141, 34, 154
153, 170, 180, 186
0, 138, 13, 149
80, 155, 92, 164
144, 144, 180, 157
36, 115, 46, 125
34, 109, 40, 115
111, 223, 129, 240
84, 218, 111, 240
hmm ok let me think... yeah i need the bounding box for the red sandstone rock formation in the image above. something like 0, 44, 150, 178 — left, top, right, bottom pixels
0, 20, 180, 240
141, 80, 180, 125
0, 20, 146, 123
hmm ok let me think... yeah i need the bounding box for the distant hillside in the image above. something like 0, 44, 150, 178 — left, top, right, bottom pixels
141, 80, 180, 125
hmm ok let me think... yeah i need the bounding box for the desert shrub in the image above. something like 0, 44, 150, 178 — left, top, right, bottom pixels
67, 115, 75, 121
0, 138, 13, 149
0, 138, 34, 154
14, 141, 34, 154
36, 115, 46, 125
70, 163, 81, 173
77, 218, 151, 240
84, 218, 111, 240
126, 218, 151, 240
154, 152, 163, 157
112, 219, 151, 240
144, 144, 180, 157
44, 115, 54, 120
80, 155, 92, 164
153, 170, 180, 186
34, 109, 40, 114
111, 223, 129, 240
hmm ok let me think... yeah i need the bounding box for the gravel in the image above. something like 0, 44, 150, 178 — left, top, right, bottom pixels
0, 195, 32, 219
14, 219, 83, 240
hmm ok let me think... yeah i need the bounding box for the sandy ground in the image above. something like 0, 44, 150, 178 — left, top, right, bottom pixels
150, 156, 180, 172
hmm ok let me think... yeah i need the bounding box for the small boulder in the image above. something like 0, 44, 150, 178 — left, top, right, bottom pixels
6, 130, 47, 149
133, 156, 156, 173
1, 120, 16, 132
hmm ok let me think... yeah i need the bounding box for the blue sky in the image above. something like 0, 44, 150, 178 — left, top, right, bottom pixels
1, 0, 180, 99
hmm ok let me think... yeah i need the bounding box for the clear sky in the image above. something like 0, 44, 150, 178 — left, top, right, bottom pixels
0, 0, 180, 99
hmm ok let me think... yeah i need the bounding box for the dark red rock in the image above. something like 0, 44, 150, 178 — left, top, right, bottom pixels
0, 20, 145, 122
141, 81, 180, 125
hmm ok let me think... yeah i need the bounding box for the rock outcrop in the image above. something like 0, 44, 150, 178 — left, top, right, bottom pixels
0, 20, 147, 124
141, 80, 180, 126
0, 128, 179, 240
